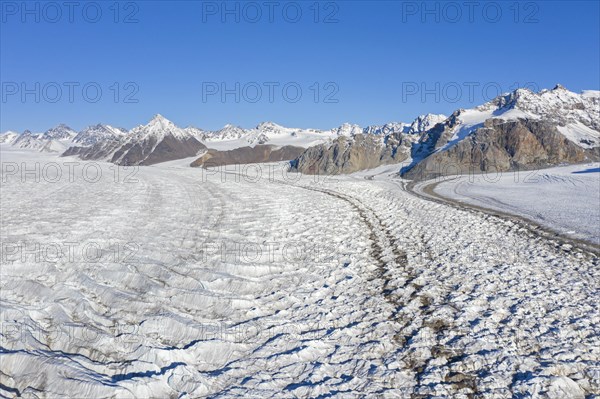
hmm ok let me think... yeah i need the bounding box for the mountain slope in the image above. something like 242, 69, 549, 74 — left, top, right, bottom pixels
110, 115, 206, 166
403, 86, 600, 179
40, 124, 77, 141
290, 132, 411, 175
9, 125, 77, 153
191, 145, 306, 168
73, 124, 127, 146
289, 114, 446, 175
11, 130, 44, 150
0, 131, 19, 144
202, 122, 335, 150
63, 116, 207, 165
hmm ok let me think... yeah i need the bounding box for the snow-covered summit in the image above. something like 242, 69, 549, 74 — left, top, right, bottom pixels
73, 124, 127, 147
407, 114, 447, 134
41, 124, 77, 141
362, 122, 405, 136
0, 130, 19, 144
129, 114, 194, 142
332, 123, 364, 137
11, 130, 43, 149
479, 85, 599, 128
435, 85, 600, 151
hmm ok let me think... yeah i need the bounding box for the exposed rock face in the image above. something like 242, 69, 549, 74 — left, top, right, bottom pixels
191, 145, 305, 168
290, 132, 410, 175
112, 134, 206, 166
62, 140, 125, 161
403, 118, 600, 180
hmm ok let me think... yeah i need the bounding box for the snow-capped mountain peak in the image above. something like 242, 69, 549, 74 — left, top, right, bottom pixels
477, 85, 599, 131
0, 130, 19, 144
552, 83, 567, 91
149, 113, 172, 126
420, 85, 600, 154
363, 122, 407, 135
130, 115, 192, 141
144, 114, 180, 133
407, 114, 448, 134
41, 124, 77, 140
73, 124, 127, 146
183, 126, 207, 141
256, 121, 285, 132
210, 124, 248, 141
333, 123, 363, 137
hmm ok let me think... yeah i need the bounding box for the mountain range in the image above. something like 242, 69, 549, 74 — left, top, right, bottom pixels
2, 85, 599, 176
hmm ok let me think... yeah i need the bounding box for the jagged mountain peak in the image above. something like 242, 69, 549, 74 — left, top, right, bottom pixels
408, 114, 448, 134
0, 130, 19, 144
222, 123, 242, 130
553, 83, 567, 91
209, 124, 248, 140
363, 122, 407, 136
42, 124, 77, 140
256, 121, 284, 130
147, 114, 176, 128
129, 114, 191, 141
333, 123, 363, 137
73, 124, 127, 146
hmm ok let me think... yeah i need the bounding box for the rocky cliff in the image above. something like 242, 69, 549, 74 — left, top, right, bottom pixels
290, 132, 411, 175
191, 145, 305, 168
403, 118, 600, 180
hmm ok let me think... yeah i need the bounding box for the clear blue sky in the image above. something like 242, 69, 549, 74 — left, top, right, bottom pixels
1, 0, 599, 132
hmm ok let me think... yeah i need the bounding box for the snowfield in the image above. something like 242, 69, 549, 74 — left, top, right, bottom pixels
424, 163, 600, 245
1, 145, 599, 398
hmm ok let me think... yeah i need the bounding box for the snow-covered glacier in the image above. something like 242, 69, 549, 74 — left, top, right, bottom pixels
1, 145, 598, 398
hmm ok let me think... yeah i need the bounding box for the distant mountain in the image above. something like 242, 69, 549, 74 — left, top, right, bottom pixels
403, 85, 600, 180
290, 132, 411, 175
0, 131, 19, 144
12, 86, 598, 174
109, 114, 206, 166
11, 130, 44, 150
73, 124, 127, 147
288, 114, 447, 175
40, 124, 77, 141
363, 122, 408, 136
183, 126, 208, 141
9, 125, 77, 153
206, 124, 249, 141
407, 114, 447, 134
191, 145, 306, 168
201, 122, 332, 150
200, 120, 433, 152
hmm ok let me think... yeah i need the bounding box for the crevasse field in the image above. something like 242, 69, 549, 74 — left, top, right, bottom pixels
1, 145, 599, 398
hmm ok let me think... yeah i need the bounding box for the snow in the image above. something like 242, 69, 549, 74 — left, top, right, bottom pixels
202, 124, 341, 151
581, 90, 600, 98
406, 114, 447, 134
202, 118, 428, 151
427, 162, 600, 243
0, 131, 19, 144
74, 124, 127, 146
2, 144, 598, 398
439, 86, 600, 152
556, 122, 600, 149
129, 114, 192, 141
